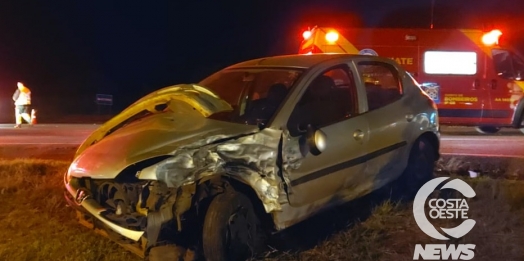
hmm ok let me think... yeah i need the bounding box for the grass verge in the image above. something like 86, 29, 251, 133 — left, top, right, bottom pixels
1, 160, 523, 261
257, 176, 524, 261
0, 159, 141, 261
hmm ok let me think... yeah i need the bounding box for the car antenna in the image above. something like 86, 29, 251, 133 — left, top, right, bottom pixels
430, 0, 435, 29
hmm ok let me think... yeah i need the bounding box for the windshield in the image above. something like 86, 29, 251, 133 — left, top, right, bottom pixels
198, 68, 303, 126
492, 49, 524, 80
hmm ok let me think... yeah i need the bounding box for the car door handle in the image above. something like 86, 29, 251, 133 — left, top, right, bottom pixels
353, 129, 364, 140
406, 114, 414, 122
472, 79, 480, 90
490, 79, 497, 89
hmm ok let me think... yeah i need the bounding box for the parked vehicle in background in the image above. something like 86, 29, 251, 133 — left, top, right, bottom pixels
299, 26, 524, 134
64, 53, 439, 261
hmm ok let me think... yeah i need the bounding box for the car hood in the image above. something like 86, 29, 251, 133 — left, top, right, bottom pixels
69, 84, 259, 179
75, 84, 233, 157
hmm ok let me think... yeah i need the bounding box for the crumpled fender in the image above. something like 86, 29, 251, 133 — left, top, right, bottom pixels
137, 128, 284, 213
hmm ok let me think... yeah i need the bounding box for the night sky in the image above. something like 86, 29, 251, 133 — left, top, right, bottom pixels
0, 0, 522, 120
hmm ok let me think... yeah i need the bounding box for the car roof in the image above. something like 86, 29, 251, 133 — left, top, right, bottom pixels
225, 53, 376, 70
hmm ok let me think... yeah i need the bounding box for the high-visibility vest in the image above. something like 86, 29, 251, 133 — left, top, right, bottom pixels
14, 88, 31, 105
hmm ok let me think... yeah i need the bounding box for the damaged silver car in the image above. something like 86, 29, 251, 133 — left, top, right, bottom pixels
64, 53, 440, 261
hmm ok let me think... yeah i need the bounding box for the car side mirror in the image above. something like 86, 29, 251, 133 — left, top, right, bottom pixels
304, 124, 327, 156
296, 123, 308, 134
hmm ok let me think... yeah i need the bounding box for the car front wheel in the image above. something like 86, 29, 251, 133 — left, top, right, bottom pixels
202, 190, 266, 261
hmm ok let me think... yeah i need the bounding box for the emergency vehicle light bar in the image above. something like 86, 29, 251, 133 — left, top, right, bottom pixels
325, 31, 339, 43
302, 27, 340, 44
481, 29, 502, 46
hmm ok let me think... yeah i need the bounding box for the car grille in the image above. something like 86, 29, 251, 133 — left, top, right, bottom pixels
81, 178, 149, 230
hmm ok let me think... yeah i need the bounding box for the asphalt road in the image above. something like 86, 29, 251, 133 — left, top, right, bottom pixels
437, 126, 524, 158
0, 124, 523, 160
0, 124, 99, 160
0, 124, 98, 145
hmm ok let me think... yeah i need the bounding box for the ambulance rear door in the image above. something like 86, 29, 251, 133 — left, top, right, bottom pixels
418, 48, 487, 126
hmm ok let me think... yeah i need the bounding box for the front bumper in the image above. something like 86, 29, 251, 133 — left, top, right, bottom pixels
64, 179, 145, 242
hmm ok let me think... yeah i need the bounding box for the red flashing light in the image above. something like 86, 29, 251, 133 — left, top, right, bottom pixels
482, 29, 502, 46
303, 30, 312, 40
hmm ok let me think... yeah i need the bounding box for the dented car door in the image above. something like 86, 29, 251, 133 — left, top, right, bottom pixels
282, 63, 371, 206
357, 60, 413, 188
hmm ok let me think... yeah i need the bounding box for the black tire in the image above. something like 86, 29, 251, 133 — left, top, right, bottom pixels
400, 137, 436, 199
202, 190, 266, 261
475, 126, 500, 134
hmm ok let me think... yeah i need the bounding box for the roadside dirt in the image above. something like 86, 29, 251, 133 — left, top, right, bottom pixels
0, 144, 77, 161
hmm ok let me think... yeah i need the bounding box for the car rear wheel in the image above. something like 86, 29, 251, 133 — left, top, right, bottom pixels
475, 126, 500, 134
202, 190, 266, 261
401, 137, 436, 199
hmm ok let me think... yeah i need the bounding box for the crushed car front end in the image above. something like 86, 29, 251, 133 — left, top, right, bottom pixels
62, 84, 239, 256
64, 169, 151, 256
64, 154, 209, 257
64, 129, 284, 258
63, 75, 298, 257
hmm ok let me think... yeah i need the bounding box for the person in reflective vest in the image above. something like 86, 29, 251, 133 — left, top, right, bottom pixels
12, 82, 32, 128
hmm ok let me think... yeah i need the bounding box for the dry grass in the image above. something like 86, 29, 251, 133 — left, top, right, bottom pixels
1, 160, 523, 261
0, 159, 141, 261
256, 176, 524, 261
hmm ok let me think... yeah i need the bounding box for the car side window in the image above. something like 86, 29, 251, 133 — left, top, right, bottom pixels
287, 64, 358, 137
357, 61, 402, 111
